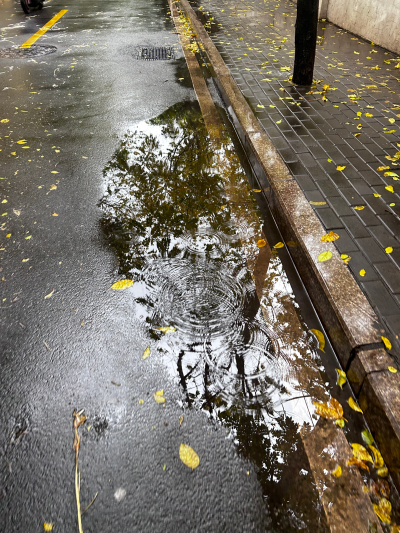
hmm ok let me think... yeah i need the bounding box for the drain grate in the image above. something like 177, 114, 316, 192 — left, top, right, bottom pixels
0, 45, 57, 59
136, 46, 175, 60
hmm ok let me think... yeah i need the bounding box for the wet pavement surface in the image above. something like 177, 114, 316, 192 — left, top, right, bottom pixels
193, 0, 400, 363
0, 0, 399, 531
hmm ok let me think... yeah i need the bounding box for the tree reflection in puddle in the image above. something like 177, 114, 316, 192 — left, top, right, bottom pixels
99, 100, 329, 531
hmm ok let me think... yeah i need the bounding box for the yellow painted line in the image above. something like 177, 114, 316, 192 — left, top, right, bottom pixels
20, 9, 68, 49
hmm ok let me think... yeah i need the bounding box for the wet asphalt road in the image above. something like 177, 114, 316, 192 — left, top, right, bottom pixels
0, 1, 269, 531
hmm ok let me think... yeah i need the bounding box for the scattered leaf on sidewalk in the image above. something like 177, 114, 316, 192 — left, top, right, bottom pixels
386, 186, 395, 193
310, 201, 326, 205
370, 445, 384, 468
139, 399, 144, 405
179, 443, 200, 469
43, 524, 53, 532
384, 172, 399, 178
386, 247, 393, 254
320, 231, 339, 242
348, 397, 363, 412
111, 279, 133, 290
49, 184, 57, 190
273, 242, 284, 248
157, 326, 177, 333
313, 397, 343, 420
388, 366, 397, 373
352, 443, 373, 463
142, 347, 150, 360
331, 465, 342, 477
256, 104, 265, 108
373, 498, 392, 524
337, 166, 346, 171
310, 329, 325, 352
154, 390, 165, 404
382, 336, 392, 350
360, 269, 366, 277
252, 189, 261, 192
354, 205, 365, 210
377, 166, 390, 171
336, 368, 346, 389
257, 239, 267, 248
341, 254, 351, 264
44, 289, 54, 299
318, 251, 332, 262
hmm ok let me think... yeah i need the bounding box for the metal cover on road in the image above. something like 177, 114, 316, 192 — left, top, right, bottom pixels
0, 45, 57, 59
136, 46, 175, 60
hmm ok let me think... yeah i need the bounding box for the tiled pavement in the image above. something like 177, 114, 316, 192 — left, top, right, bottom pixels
193, 0, 400, 360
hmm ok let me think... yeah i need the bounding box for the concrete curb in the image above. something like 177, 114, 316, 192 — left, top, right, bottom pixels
176, 0, 400, 490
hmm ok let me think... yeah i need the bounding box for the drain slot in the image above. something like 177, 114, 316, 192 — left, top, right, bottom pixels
136, 46, 175, 60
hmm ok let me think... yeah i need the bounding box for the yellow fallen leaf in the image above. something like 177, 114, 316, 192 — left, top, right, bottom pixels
331, 465, 342, 477
374, 193, 381, 197
347, 457, 370, 471
360, 269, 366, 277
370, 445, 384, 468
320, 231, 339, 242
44, 289, 54, 299
52, 213, 58, 216
6, 233, 11, 238
138, 399, 144, 405
179, 443, 200, 469
337, 166, 346, 171
336, 368, 346, 389
256, 104, 265, 108
310, 201, 327, 205
0, 119, 9, 123
377, 166, 390, 171
111, 279, 134, 290
142, 346, 150, 359
51, 171, 59, 174
388, 366, 397, 373
22, 258, 29, 262
313, 397, 343, 419
17, 140, 27, 144
335, 418, 345, 428
154, 392, 165, 404
341, 254, 351, 264
384, 172, 399, 178
357, 124, 363, 130
385, 247, 393, 254
389, 118, 396, 124
382, 336, 392, 350
352, 443, 373, 463
377, 467, 389, 477
43, 524, 53, 532
257, 239, 267, 248
348, 397, 363, 413
252, 189, 261, 193
310, 329, 325, 352
49, 184, 57, 190
318, 251, 332, 262
385, 130, 397, 134
155, 389, 163, 396
157, 326, 177, 333
365, 113, 374, 117
1, 199, 7, 204
373, 500, 391, 524
276, 120, 282, 124
353, 205, 365, 210
25, 235, 32, 240
274, 242, 284, 249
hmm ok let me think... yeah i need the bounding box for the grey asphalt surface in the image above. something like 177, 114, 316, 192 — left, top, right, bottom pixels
0, 1, 269, 531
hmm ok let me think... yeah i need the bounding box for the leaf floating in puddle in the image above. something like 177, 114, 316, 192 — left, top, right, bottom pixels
370, 445, 384, 468
179, 443, 200, 470
320, 231, 339, 242
348, 397, 363, 413
313, 397, 343, 420
318, 251, 332, 263
331, 465, 342, 477
388, 366, 397, 373
142, 346, 150, 360
310, 201, 327, 206
352, 443, 373, 463
310, 329, 325, 352
336, 368, 347, 389
154, 390, 165, 404
157, 326, 177, 333
111, 279, 134, 290
362, 429, 374, 446
273, 242, 284, 249
381, 336, 392, 350
347, 457, 370, 472
257, 239, 267, 248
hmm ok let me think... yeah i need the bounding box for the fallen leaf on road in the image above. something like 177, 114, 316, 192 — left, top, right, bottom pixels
52, 213, 58, 216
139, 399, 144, 404
310, 329, 325, 352
318, 251, 332, 262
321, 231, 339, 242
142, 346, 150, 359
154, 390, 165, 404
179, 443, 200, 469
157, 326, 177, 333
13, 209, 20, 216
336, 368, 346, 389
111, 279, 133, 290
331, 465, 342, 477
382, 336, 392, 350
179, 415, 184, 428
348, 397, 363, 412
49, 184, 57, 190
44, 289, 54, 299
388, 366, 397, 373
43, 524, 53, 532
352, 443, 373, 463
1, 119, 9, 123
313, 397, 343, 420
257, 239, 267, 247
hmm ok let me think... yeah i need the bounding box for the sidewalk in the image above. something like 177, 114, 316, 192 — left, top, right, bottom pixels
192, 0, 400, 360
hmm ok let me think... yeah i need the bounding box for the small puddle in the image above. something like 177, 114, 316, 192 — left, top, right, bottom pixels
99, 100, 398, 531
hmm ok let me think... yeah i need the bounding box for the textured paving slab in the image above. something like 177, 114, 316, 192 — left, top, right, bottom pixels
192, 0, 400, 362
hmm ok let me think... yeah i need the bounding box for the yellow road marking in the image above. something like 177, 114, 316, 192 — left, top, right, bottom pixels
20, 9, 68, 49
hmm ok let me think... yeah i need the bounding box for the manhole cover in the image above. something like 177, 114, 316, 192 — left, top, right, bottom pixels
0, 45, 57, 59
136, 46, 175, 60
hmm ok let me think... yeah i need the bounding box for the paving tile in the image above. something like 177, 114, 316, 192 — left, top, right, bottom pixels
383, 315, 400, 337
361, 280, 400, 316
368, 226, 400, 249
332, 229, 360, 253
356, 237, 390, 264
339, 188, 364, 205
341, 215, 370, 238
328, 196, 353, 217
375, 262, 400, 294
347, 251, 379, 282
316, 208, 344, 230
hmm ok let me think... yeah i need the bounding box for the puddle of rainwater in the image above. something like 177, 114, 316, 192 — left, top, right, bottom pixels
99, 100, 398, 531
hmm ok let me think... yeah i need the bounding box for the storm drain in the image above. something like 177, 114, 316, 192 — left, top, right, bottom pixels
0, 45, 57, 59
136, 46, 175, 60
